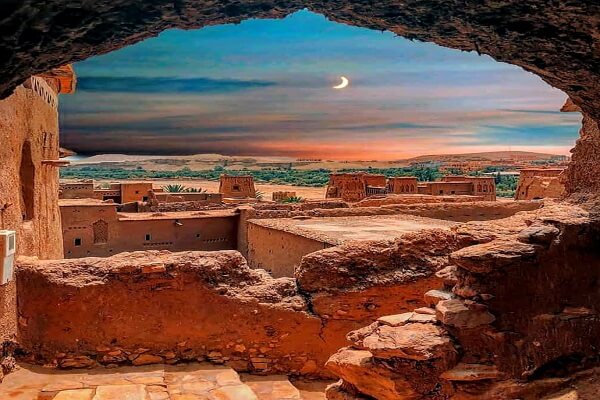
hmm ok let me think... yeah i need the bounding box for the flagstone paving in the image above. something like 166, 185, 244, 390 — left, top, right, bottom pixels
0, 363, 327, 399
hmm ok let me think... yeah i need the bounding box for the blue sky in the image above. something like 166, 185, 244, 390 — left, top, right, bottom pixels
60, 10, 581, 159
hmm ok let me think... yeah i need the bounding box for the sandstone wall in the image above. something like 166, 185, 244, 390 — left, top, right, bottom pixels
0, 84, 63, 358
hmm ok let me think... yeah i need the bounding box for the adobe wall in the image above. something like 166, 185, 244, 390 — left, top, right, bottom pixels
272, 191, 296, 202
353, 194, 486, 207
59, 182, 95, 199
61, 202, 238, 257
515, 172, 566, 200
219, 175, 256, 198
420, 181, 475, 196
120, 182, 153, 203
60, 201, 120, 258
387, 177, 418, 194
116, 216, 237, 254
0, 85, 63, 259
155, 192, 223, 203
326, 174, 367, 202
0, 83, 64, 359
16, 241, 458, 376
246, 222, 330, 277
363, 174, 386, 188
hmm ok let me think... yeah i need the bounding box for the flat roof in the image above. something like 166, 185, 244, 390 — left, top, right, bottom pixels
248, 214, 456, 245
117, 210, 237, 221
58, 199, 114, 207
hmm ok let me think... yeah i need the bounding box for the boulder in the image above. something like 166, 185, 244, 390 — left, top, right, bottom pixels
325, 348, 420, 400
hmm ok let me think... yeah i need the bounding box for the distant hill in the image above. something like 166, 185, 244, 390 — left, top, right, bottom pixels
66, 150, 566, 172
401, 151, 565, 163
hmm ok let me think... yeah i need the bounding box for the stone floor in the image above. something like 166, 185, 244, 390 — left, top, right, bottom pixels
0, 363, 328, 399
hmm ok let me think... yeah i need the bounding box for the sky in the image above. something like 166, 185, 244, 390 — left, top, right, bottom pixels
59, 10, 582, 160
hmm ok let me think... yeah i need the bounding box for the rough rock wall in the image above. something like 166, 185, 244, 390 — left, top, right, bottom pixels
0, 84, 63, 371
16, 228, 470, 376
564, 113, 600, 196
325, 202, 600, 399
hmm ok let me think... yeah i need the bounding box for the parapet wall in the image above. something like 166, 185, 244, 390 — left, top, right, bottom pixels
16, 228, 472, 376
237, 201, 540, 258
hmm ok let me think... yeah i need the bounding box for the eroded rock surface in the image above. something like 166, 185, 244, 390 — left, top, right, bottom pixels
326, 202, 600, 399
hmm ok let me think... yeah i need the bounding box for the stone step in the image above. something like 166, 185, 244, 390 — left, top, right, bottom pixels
0, 363, 328, 400
242, 374, 302, 399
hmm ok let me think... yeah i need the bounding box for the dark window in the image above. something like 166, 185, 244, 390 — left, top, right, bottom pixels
439, 190, 444, 194
145, 234, 151, 241
142, 196, 148, 202
74, 238, 82, 246
232, 184, 240, 191
196, 233, 201, 238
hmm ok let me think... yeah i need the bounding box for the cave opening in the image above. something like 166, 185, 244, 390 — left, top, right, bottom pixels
1, 3, 600, 398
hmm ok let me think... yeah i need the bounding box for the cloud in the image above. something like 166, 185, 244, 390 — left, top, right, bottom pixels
458, 124, 581, 146
329, 122, 455, 131
499, 109, 567, 115
76, 76, 277, 94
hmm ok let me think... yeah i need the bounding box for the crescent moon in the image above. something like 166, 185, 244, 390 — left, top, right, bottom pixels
333, 76, 349, 89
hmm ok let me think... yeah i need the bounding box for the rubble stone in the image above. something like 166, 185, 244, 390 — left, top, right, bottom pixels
436, 299, 495, 329
424, 289, 452, 307
359, 323, 456, 361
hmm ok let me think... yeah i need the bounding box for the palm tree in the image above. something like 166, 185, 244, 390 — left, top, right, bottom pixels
281, 196, 304, 203
162, 184, 187, 192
